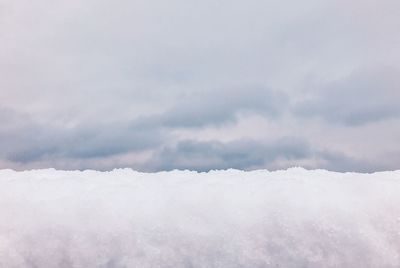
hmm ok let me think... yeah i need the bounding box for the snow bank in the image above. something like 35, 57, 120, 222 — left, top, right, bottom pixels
1, 168, 400, 267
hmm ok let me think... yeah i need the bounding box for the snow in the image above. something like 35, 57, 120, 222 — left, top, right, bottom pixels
1, 168, 400, 267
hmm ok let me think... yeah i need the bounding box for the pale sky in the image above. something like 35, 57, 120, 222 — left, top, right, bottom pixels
1, 0, 400, 171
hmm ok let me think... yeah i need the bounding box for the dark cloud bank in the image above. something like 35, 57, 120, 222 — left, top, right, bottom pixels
0, 87, 388, 172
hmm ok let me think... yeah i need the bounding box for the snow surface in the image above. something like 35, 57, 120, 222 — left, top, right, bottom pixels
1, 168, 400, 267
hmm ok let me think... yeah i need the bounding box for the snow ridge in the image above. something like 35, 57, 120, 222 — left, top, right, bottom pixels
1, 168, 400, 267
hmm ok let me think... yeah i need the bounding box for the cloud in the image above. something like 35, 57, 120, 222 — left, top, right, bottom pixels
144, 137, 381, 173
0, 85, 287, 166
146, 138, 312, 171
1, 0, 400, 171
314, 150, 384, 173
0, 107, 166, 165
294, 67, 400, 125
0, 105, 390, 172
135, 87, 288, 129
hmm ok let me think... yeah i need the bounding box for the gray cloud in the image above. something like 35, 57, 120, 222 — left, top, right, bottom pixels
315, 150, 385, 173
294, 67, 400, 126
146, 138, 312, 172
1, 0, 400, 171
0, 107, 166, 165
135, 87, 288, 129
0, 105, 393, 172
0, 85, 287, 166
145, 138, 381, 173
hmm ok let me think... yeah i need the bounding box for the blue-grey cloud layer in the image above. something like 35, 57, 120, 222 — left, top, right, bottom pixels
0, 0, 399, 171
295, 67, 400, 125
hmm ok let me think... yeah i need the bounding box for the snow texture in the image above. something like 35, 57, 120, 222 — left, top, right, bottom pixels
1, 168, 400, 267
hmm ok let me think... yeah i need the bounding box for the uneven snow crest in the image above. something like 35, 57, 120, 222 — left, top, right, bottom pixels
1, 168, 400, 267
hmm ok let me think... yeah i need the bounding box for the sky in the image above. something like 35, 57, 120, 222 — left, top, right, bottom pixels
0, 0, 399, 172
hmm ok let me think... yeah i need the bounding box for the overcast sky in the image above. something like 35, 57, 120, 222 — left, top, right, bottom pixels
1, 0, 399, 171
